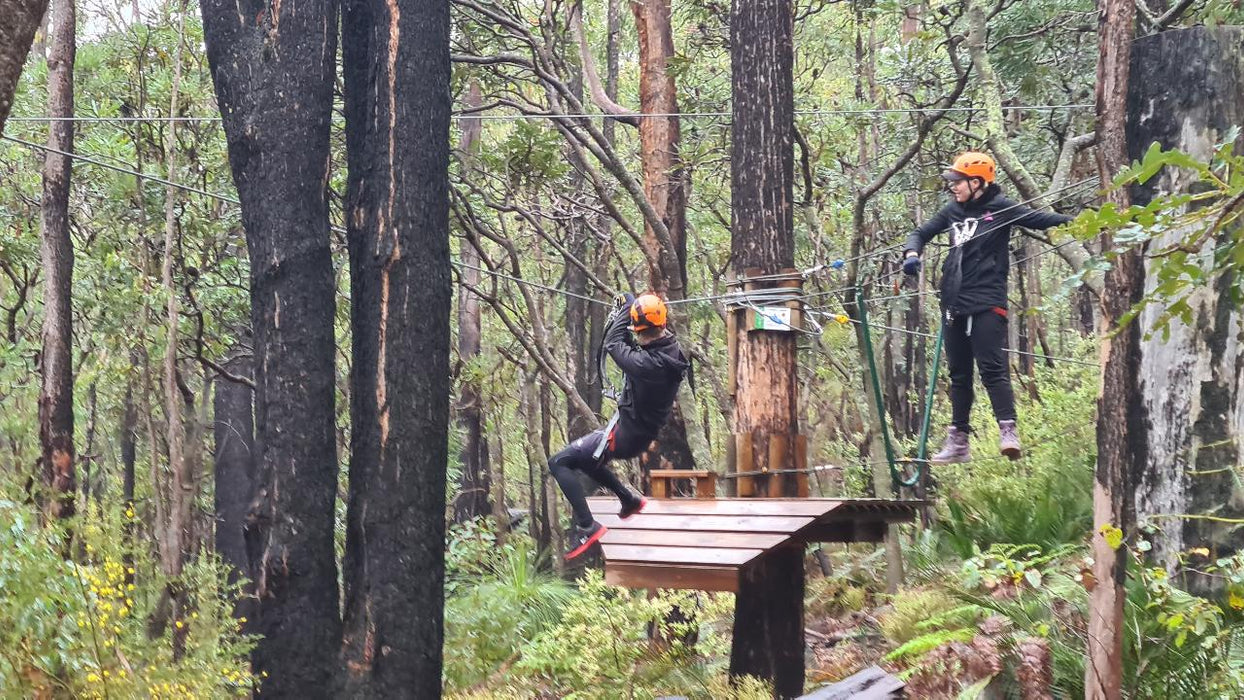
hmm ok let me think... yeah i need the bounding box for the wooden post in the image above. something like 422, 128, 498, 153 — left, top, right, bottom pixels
729, 547, 805, 698
728, 0, 803, 692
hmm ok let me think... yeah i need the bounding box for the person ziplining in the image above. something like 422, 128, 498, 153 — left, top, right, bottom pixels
901, 151, 1076, 464
549, 293, 690, 560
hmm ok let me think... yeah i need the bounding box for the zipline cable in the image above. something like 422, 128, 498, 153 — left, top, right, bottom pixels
6, 103, 1096, 124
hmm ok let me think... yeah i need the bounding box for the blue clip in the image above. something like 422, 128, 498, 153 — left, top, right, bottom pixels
830, 259, 845, 270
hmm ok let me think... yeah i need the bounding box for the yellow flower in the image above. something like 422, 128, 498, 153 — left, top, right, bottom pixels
87, 673, 100, 683
1099, 524, 1124, 550
176, 620, 184, 629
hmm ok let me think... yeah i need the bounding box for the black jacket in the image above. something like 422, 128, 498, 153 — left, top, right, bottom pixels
604, 317, 689, 441
904, 184, 1073, 318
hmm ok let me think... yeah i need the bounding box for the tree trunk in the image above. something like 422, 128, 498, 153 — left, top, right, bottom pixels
339, 0, 450, 692
199, 0, 342, 691
121, 354, 137, 583
453, 81, 493, 524
80, 381, 96, 509
38, 0, 75, 524
1086, 1, 1138, 698
629, 0, 696, 477
159, 1, 189, 588
730, 547, 804, 698
1128, 27, 1244, 594
0, 0, 49, 135
214, 352, 256, 626
728, 0, 802, 693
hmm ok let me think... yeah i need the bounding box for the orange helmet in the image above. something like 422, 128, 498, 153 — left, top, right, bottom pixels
943, 151, 996, 184
629, 293, 668, 331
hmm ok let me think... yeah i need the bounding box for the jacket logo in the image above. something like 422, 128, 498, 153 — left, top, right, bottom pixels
951, 217, 980, 247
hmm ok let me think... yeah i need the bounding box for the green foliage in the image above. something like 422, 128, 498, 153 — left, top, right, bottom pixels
879, 588, 960, 644
514, 570, 735, 698
443, 524, 574, 690
1066, 135, 1244, 336
0, 500, 256, 699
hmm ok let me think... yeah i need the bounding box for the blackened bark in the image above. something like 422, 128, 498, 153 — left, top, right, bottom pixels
81, 382, 96, 507
199, 0, 342, 691
38, 0, 75, 523
729, 0, 802, 693
121, 360, 137, 584
214, 353, 255, 626
729, 547, 804, 698
453, 81, 493, 524
1087, 1, 1138, 698
0, 0, 48, 135
340, 0, 451, 692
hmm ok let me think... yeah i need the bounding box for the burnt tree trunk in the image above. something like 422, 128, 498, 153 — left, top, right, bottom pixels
728, 0, 802, 694
0, 0, 48, 135
199, 0, 342, 691
453, 81, 493, 524
732, 547, 805, 698
121, 355, 137, 582
339, 0, 450, 692
213, 352, 255, 627
38, 0, 75, 524
1087, 0, 1138, 698
1128, 27, 1244, 594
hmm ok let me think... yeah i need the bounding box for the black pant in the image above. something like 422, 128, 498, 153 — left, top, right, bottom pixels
945, 309, 1016, 430
549, 424, 649, 528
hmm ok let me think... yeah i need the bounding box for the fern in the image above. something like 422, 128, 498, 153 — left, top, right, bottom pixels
884, 627, 976, 662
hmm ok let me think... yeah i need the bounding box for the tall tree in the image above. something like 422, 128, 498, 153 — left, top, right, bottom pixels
0, 0, 49, 135
453, 81, 493, 524
339, 0, 451, 692
630, 0, 698, 480
199, 0, 342, 691
38, 0, 76, 523
727, 0, 803, 694
1128, 26, 1244, 593
1086, 0, 1139, 697
213, 352, 256, 625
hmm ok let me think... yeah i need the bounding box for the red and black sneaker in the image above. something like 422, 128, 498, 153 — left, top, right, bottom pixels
564, 521, 608, 561
619, 493, 648, 520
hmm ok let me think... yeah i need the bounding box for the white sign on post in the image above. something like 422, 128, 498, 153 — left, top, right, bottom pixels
752, 306, 793, 331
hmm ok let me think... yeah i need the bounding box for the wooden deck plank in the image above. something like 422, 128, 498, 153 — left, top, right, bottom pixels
601, 544, 765, 566
588, 497, 841, 518
600, 530, 788, 549
596, 513, 815, 533
605, 562, 739, 592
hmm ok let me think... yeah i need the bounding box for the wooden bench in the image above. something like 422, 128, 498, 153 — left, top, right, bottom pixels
587, 497, 920, 592
648, 468, 718, 498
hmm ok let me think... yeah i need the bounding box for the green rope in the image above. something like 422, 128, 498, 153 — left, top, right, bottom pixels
856, 286, 903, 492
915, 322, 945, 484
857, 286, 942, 492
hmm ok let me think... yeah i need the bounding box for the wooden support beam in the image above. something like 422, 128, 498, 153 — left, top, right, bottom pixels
606, 562, 739, 592
730, 546, 805, 697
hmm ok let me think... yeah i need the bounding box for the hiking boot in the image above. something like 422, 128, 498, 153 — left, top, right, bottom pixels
619, 489, 648, 519
931, 426, 971, 465
565, 521, 608, 561
999, 420, 1022, 460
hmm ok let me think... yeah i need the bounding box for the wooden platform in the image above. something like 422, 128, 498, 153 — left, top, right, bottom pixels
587, 497, 920, 592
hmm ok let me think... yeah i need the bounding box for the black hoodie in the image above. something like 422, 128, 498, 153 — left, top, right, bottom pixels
904, 183, 1072, 319
603, 317, 689, 441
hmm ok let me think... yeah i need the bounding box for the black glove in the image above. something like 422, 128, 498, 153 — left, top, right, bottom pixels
902, 253, 921, 276
609, 293, 635, 326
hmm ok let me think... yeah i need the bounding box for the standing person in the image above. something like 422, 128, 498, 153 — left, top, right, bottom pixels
550, 293, 689, 560
902, 151, 1073, 463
